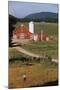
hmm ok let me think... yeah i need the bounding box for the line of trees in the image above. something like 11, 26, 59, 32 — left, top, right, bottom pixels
20, 18, 58, 23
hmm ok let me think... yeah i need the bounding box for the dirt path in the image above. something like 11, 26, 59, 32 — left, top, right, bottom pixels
13, 46, 58, 64
13, 46, 43, 58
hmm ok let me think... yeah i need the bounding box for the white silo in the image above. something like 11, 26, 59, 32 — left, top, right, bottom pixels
29, 21, 34, 33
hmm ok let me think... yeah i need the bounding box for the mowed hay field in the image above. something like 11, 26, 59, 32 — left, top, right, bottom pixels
9, 61, 58, 88
9, 22, 58, 88
9, 48, 58, 88
34, 22, 58, 37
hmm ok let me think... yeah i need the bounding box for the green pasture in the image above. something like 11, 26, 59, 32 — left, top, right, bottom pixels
21, 40, 58, 59
34, 22, 58, 36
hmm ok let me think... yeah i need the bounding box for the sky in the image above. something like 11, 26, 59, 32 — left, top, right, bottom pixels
8, 1, 58, 18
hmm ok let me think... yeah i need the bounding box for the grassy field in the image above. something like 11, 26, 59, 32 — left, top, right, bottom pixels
9, 22, 58, 88
21, 40, 58, 59
9, 48, 58, 89
34, 22, 58, 36
9, 60, 58, 88
9, 48, 24, 60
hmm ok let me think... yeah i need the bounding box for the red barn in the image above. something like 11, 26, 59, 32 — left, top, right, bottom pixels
13, 24, 32, 39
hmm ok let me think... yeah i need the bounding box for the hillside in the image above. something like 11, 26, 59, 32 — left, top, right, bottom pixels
24, 12, 58, 22
9, 12, 58, 23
